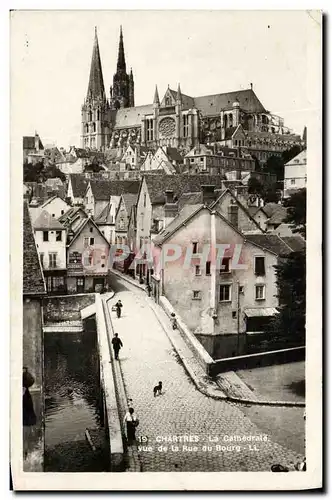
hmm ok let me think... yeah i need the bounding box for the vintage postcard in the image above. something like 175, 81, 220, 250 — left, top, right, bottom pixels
10, 9, 322, 490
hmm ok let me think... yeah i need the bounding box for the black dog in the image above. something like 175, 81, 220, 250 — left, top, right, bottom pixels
153, 381, 162, 397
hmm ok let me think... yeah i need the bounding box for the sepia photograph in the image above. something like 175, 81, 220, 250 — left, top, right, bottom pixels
10, 8, 322, 490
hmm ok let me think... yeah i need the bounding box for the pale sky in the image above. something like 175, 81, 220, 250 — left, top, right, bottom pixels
10, 10, 320, 149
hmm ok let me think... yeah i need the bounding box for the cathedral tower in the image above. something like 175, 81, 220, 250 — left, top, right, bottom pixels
110, 27, 135, 109
81, 28, 110, 150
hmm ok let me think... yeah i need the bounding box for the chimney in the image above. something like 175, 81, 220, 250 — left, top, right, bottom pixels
164, 190, 178, 227
35, 132, 40, 152
165, 190, 174, 204
201, 185, 216, 206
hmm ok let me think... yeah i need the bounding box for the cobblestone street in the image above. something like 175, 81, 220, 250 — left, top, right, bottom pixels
108, 274, 305, 472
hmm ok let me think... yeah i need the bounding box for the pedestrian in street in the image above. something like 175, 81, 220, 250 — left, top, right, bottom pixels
146, 284, 152, 297
123, 407, 139, 444
115, 300, 123, 318
111, 333, 123, 360
171, 312, 177, 330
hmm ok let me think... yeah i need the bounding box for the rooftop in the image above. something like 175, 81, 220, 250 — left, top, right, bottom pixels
244, 233, 294, 256
143, 173, 224, 205
23, 202, 46, 295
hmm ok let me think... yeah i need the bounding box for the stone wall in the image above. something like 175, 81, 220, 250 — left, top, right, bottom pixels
43, 294, 96, 322
211, 346, 305, 376
23, 297, 44, 471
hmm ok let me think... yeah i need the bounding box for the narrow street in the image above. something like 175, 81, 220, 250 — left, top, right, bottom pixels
107, 273, 304, 472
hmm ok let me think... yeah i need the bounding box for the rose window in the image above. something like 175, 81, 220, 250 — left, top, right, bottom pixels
159, 118, 176, 137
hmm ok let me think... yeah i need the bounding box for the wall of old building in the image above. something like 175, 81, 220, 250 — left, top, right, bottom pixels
135, 179, 153, 250
162, 209, 213, 334
34, 229, 66, 270
213, 191, 260, 233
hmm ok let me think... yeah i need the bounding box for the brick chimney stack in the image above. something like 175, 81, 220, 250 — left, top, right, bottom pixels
164, 190, 178, 227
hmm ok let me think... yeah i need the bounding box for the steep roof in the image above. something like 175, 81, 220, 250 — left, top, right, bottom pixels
58, 206, 87, 227
244, 233, 293, 256
194, 89, 266, 116
23, 202, 46, 295
262, 202, 281, 218
143, 173, 224, 205
23, 136, 44, 150
89, 179, 140, 200
86, 28, 105, 100
268, 205, 288, 225
154, 204, 246, 247
166, 147, 183, 164
285, 149, 307, 166
33, 210, 65, 230
114, 104, 153, 129
94, 202, 112, 224
40, 195, 66, 209
122, 193, 137, 213
69, 174, 89, 198
68, 216, 110, 247
167, 88, 195, 110
153, 204, 203, 245
281, 235, 306, 252
210, 188, 264, 232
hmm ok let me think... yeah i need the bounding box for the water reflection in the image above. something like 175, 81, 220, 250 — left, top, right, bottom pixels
44, 319, 107, 471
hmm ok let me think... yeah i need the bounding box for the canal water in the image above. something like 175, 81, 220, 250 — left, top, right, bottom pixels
44, 317, 108, 472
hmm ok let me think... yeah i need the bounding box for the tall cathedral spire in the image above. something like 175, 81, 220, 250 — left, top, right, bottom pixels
87, 27, 105, 101
111, 26, 134, 109
116, 25, 126, 73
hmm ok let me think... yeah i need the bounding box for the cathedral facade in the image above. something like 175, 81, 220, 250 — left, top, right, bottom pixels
81, 28, 303, 156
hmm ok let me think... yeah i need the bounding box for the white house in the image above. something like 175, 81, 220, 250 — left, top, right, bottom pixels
33, 210, 67, 294
284, 149, 307, 198
29, 195, 71, 223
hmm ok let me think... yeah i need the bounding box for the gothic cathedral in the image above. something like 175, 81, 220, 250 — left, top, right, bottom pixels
81, 27, 303, 156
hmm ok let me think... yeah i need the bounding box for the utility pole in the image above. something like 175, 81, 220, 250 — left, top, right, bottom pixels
237, 281, 241, 355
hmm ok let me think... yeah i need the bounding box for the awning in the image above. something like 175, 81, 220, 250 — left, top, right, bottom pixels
244, 308, 278, 318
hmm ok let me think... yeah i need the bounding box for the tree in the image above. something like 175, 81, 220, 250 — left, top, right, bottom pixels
263, 145, 303, 182
43, 164, 66, 182
264, 155, 284, 181
23, 161, 45, 183
84, 162, 104, 173
266, 251, 306, 345
283, 188, 306, 238
23, 160, 66, 183
247, 176, 281, 203
248, 176, 263, 195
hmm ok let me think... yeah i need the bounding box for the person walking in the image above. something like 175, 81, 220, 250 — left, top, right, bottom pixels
111, 333, 123, 360
123, 407, 139, 444
115, 300, 123, 318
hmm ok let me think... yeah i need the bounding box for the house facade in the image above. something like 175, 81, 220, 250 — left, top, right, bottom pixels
29, 195, 71, 224
33, 211, 67, 294
284, 149, 307, 198
153, 206, 293, 358
66, 218, 110, 294
184, 144, 255, 175
23, 132, 44, 163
